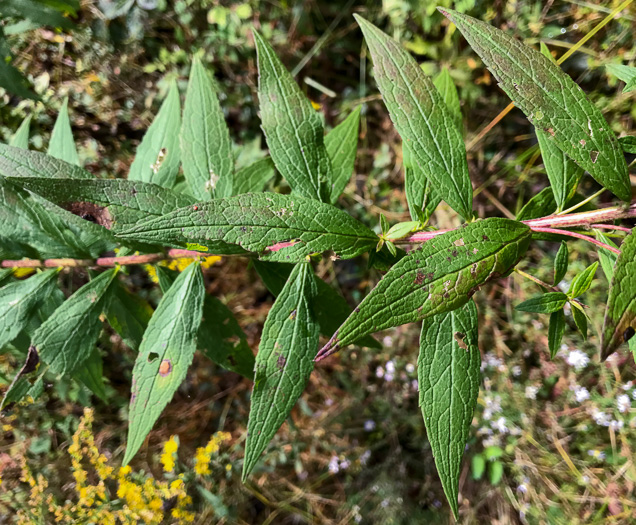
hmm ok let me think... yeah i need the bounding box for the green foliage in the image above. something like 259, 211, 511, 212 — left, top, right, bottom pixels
1, 8, 636, 520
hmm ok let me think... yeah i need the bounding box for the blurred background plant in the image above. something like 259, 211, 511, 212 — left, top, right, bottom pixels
1, 0, 635, 523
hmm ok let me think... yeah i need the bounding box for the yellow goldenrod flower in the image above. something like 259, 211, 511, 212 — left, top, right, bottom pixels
160, 435, 179, 473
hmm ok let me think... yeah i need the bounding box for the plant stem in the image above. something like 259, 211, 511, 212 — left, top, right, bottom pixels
0, 249, 212, 269
530, 227, 621, 255
556, 188, 605, 215
514, 268, 554, 291
591, 224, 632, 233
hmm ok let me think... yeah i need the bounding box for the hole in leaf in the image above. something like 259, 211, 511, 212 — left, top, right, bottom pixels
147, 352, 159, 363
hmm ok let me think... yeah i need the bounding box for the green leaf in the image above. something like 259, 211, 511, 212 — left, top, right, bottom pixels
380, 213, 389, 235
233, 157, 276, 195
324, 106, 361, 203
0, 144, 92, 179
1, 347, 46, 410
567, 262, 597, 298
516, 292, 568, 314
0, 0, 74, 29
572, 304, 588, 340
489, 461, 504, 485
0, 270, 59, 349
516, 187, 557, 221
595, 231, 618, 282
32, 269, 118, 375
104, 279, 153, 352
317, 218, 531, 358
433, 67, 462, 132
8, 177, 196, 234
10, 114, 32, 149
554, 242, 568, 285
471, 454, 485, 480
619, 136, 636, 154
116, 193, 378, 262
386, 221, 419, 241
418, 300, 480, 519
355, 15, 473, 219
536, 129, 583, 212
253, 30, 331, 202
440, 8, 631, 202
181, 57, 233, 200
404, 144, 442, 222
606, 64, 636, 93
124, 262, 205, 465
243, 262, 319, 479
253, 260, 380, 349
602, 229, 636, 358
73, 349, 107, 401
548, 310, 565, 358
48, 97, 80, 166
128, 81, 181, 188
155, 266, 255, 379
0, 177, 107, 259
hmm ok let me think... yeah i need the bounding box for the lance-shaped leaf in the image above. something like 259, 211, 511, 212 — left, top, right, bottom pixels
596, 231, 618, 282
0, 144, 92, 179
606, 64, 636, 94
181, 57, 233, 200
128, 81, 181, 188
516, 292, 568, 314
123, 262, 205, 465
317, 218, 531, 359
8, 177, 195, 233
243, 261, 319, 479
440, 8, 631, 202
105, 279, 153, 352
404, 144, 441, 221
233, 157, 276, 195
155, 266, 255, 379
253, 30, 331, 202
10, 114, 32, 149
0, 177, 107, 259
433, 67, 462, 132
32, 268, 117, 375
355, 15, 473, 219
602, 229, 636, 359
0, 270, 58, 349
536, 130, 583, 212
568, 262, 597, 298
325, 106, 361, 203
48, 97, 80, 166
554, 242, 568, 285
418, 300, 480, 519
548, 310, 565, 359
117, 193, 378, 262
253, 260, 380, 349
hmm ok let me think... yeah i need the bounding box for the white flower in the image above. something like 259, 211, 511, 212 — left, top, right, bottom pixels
411, 379, 418, 391
566, 349, 590, 371
384, 373, 394, 382
340, 458, 351, 470
525, 386, 539, 400
382, 336, 393, 347
364, 419, 376, 432
517, 483, 528, 494
375, 366, 384, 378
622, 381, 633, 390
385, 360, 396, 374
405, 363, 415, 374
610, 420, 624, 431
617, 394, 631, 413
492, 417, 509, 433
360, 450, 371, 465
512, 365, 522, 377
325, 398, 334, 407
632, 390, 636, 401
592, 409, 610, 427
572, 385, 590, 403
328, 456, 340, 474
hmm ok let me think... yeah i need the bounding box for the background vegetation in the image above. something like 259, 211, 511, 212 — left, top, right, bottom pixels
1, 0, 635, 523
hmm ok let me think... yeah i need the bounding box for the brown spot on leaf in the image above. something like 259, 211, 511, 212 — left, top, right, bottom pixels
289, 310, 297, 320
590, 151, 599, 163
545, 127, 555, 137
276, 353, 287, 371
267, 239, 301, 253
454, 239, 465, 247
413, 271, 424, 285
62, 202, 113, 229
159, 359, 172, 376
482, 235, 489, 241
454, 332, 468, 350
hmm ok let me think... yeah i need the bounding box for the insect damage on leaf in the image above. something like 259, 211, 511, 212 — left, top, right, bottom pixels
61, 201, 113, 229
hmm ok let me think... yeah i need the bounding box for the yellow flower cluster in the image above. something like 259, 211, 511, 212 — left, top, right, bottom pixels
14, 408, 196, 524
145, 255, 221, 283
160, 434, 179, 473
194, 432, 232, 476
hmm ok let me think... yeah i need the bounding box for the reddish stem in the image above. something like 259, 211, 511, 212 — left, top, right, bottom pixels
530, 227, 621, 255
591, 224, 633, 233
